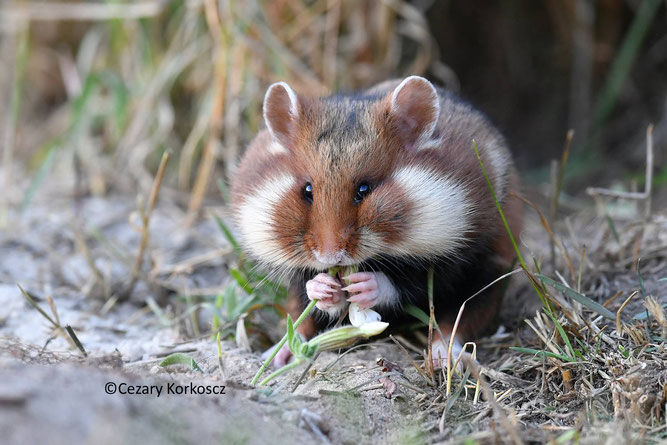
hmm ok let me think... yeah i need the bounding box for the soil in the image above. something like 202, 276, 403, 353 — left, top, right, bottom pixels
1, 188, 665, 444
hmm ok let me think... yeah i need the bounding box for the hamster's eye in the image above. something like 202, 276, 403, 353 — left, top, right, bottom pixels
354, 182, 371, 204
303, 182, 313, 204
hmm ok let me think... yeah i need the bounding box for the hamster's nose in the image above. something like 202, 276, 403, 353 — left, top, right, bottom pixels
312, 249, 345, 266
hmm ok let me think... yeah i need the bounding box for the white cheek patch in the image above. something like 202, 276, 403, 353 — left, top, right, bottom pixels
390, 166, 474, 258
356, 227, 387, 261
237, 174, 295, 266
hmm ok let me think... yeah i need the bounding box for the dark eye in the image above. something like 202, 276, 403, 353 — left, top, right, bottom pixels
354, 182, 371, 204
303, 182, 313, 203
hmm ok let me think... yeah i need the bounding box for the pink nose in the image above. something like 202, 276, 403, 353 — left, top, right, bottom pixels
313, 250, 345, 266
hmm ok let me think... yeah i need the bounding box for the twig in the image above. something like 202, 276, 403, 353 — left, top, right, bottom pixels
446, 268, 523, 395
550, 129, 573, 226
126, 151, 170, 297
389, 335, 433, 385
1, 1, 175, 23
1, 23, 28, 225
426, 265, 435, 378
185, 0, 228, 225
586, 125, 654, 219
616, 290, 639, 336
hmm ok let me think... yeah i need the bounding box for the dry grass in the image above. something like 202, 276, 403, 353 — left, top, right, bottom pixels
0, 0, 439, 216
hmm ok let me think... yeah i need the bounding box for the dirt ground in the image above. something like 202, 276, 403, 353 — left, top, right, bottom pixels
0, 193, 433, 444
1, 183, 665, 444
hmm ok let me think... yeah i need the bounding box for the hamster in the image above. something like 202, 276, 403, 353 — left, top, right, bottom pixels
231, 76, 523, 367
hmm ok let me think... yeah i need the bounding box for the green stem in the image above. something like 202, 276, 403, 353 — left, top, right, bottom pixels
258, 358, 303, 386
472, 140, 551, 312
250, 299, 318, 386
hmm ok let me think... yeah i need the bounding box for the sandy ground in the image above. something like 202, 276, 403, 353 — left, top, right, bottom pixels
1, 190, 665, 444
0, 194, 440, 445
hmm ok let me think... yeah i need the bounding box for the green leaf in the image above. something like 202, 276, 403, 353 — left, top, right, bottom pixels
404, 304, 430, 326
556, 429, 579, 444
287, 315, 295, 343
536, 274, 616, 320
230, 268, 254, 296
444, 366, 472, 415
224, 285, 236, 316
510, 346, 576, 363
544, 310, 575, 359
637, 260, 647, 298
214, 214, 242, 257
65, 325, 87, 357
18, 284, 58, 328
159, 353, 203, 373
22, 140, 59, 211
287, 315, 303, 354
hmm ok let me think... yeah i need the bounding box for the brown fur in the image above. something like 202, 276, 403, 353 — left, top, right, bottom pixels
231, 77, 523, 344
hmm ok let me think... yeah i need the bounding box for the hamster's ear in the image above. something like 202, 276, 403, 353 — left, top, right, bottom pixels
263, 81, 300, 147
387, 76, 440, 149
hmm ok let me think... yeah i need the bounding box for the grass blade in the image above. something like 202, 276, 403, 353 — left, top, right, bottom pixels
536, 274, 616, 320
65, 325, 88, 357
543, 311, 575, 359
230, 268, 254, 296
510, 346, 576, 363
159, 353, 204, 373
18, 284, 59, 328
214, 214, 242, 257
404, 304, 429, 326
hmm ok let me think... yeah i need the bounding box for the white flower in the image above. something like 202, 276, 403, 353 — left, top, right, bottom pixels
357, 321, 389, 336
348, 303, 382, 327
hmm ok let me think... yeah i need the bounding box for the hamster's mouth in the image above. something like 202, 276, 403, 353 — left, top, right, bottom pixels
310, 250, 357, 270
310, 258, 358, 270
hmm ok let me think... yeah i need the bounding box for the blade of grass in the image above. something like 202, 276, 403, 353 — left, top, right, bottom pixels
593, 0, 662, 127
515, 193, 576, 280
18, 284, 58, 328
229, 269, 254, 296
216, 331, 226, 380
2, 24, 29, 225
543, 311, 575, 359
551, 129, 573, 221
126, 150, 170, 297
214, 214, 242, 257
426, 264, 435, 377
65, 325, 87, 357
473, 140, 550, 309
509, 346, 576, 363
404, 304, 429, 326
159, 352, 204, 373
536, 274, 615, 320
605, 213, 620, 244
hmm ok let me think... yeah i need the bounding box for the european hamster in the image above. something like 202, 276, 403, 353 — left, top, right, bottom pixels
231, 76, 523, 367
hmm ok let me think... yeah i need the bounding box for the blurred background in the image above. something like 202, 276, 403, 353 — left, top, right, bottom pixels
0, 0, 665, 218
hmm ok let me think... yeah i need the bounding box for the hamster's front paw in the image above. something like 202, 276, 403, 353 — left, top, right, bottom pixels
273, 342, 293, 368
262, 341, 294, 368
342, 271, 398, 309
306, 273, 346, 313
